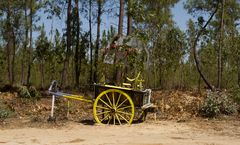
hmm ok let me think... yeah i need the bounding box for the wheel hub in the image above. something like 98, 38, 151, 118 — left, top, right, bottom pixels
110, 108, 116, 115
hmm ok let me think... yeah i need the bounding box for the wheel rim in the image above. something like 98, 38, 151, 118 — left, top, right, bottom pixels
93, 89, 134, 125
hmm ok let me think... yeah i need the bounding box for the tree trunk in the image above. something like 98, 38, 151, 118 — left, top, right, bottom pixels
6, 4, 15, 86
115, 0, 124, 85
217, 0, 224, 89
89, 0, 93, 83
6, 10, 13, 85
127, 0, 132, 35
11, 26, 16, 86
198, 74, 201, 93
40, 61, 44, 89
27, 0, 33, 86
94, 0, 102, 83
192, 3, 219, 91
74, 0, 80, 88
61, 0, 72, 88
238, 59, 240, 87
21, 1, 28, 85
122, 0, 133, 82
118, 0, 124, 36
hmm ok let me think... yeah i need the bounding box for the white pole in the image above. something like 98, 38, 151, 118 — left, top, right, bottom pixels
51, 95, 55, 117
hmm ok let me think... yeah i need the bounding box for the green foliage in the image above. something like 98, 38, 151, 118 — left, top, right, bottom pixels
29, 86, 41, 98
200, 91, 238, 117
18, 86, 31, 98
35, 24, 51, 61
230, 88, 240, 103
235, 90, 240, 103
184, 0, 219, 14
200, 95, 220, 117
0, 110, 9, 118
0, 108, 13, 119
17, 86, 41, 99
0, 0, 239, 91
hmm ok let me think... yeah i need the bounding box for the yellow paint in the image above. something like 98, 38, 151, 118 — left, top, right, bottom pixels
93, 89, 134, 125
104, 85, 133, 91
63, 95, 93, 103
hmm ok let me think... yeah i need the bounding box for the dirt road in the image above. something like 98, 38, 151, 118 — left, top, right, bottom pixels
1, 119, 240, 145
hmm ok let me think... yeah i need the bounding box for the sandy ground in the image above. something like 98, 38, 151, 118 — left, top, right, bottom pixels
1, 119, 240, 145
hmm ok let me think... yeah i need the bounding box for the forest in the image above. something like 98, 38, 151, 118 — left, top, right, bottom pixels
1, 1, 240, 143
0, 0, 240, 91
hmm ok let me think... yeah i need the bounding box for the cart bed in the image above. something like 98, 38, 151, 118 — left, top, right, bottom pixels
94, 84, 146, 108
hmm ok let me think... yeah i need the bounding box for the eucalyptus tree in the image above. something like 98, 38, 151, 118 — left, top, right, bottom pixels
0, 1, 25, 85
127, 0, 133, 35
60, 0, 72, 88
35, 24, 50, 88
220, 0, 240, 88
184, 0, 221, 90
94, 0, 105, 83
89, 0, 93, 83
185, 0, 240, 89
73, 0, 81, 87
115, 0, 125, 85
131, 0, 182, 88
21, 0, 29, 84
26, 0, 42, 86
118, 0, 124, 36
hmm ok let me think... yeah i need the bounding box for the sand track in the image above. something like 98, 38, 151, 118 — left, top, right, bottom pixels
1, 120, 240, 145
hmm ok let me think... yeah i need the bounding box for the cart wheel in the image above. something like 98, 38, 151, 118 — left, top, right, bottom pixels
93, 89, 134, 125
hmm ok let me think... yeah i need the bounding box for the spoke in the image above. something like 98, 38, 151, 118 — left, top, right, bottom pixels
100, 113, 110, 122
115, 114, 121, 125
117, 106, 132, 110
99, 98, 112, 109
105, 93, 113, 107
118, 113, 130, 124
112, 92, 115, 108
96, 105, 110, 110
113, 114, 116, 125
96, 110, 110, 116
115, 94, 122, 107
116, 110, 132, 116
117, 98, 128, 109
107, 116, 112, 125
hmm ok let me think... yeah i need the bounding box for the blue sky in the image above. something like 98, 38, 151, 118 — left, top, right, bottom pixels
172, 0, 192, 31
36, 0, 193, 41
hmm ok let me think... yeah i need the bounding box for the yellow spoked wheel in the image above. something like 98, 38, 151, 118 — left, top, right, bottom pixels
93, 89, 134, 125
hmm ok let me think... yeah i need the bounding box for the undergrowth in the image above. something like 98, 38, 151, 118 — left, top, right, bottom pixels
200, 91, 238, 118
0, 108, 13, 119
17, 85, 41, 99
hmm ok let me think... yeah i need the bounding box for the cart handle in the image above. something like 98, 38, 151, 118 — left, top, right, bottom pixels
48, 80, 58, 92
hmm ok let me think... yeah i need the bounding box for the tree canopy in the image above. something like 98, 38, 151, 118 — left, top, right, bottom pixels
0, 0, 240, 91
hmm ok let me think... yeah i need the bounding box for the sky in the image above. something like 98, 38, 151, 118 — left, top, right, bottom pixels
172, 0, 192, 31
36, 0, 193, 41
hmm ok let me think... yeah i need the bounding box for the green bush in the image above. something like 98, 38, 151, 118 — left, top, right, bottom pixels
0, 108, 12, 119
200, 93, 220, 117
17, 85, 41, 99
231, 88, 240, 103
200, 91, 238, 117
29, 86, 41, 99
18, 86, 31, 98
219, 94, 238, 115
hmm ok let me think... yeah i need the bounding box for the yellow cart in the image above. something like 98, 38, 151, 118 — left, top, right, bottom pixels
48, 76, 154, 125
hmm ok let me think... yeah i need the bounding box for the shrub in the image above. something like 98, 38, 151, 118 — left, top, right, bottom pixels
0, 108, 13, 119
17, 85, 41, 99
231, 88, 240, 103
18, 86, 31, 98
200, 91, 238, 117
200, 93, 220, 117
29, 86, 41, 99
